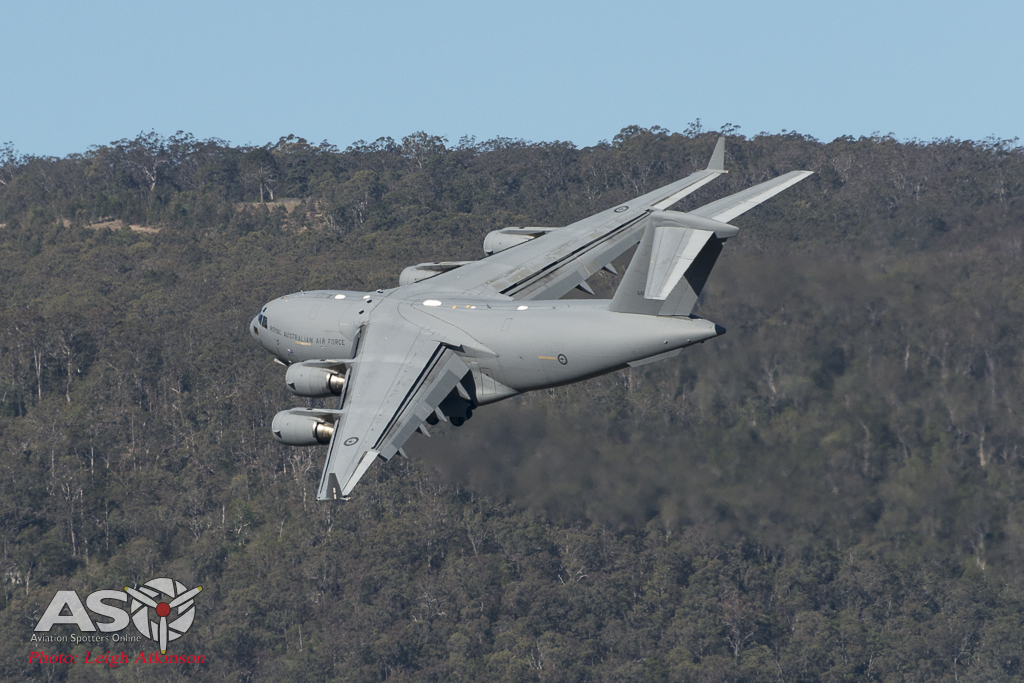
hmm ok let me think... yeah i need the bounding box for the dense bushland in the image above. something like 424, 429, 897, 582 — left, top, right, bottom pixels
1, 126, 1023, 681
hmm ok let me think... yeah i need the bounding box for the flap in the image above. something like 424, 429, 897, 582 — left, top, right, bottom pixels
316, 321, 470, 500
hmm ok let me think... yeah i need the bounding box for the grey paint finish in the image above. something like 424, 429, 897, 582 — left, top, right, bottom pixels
249, 138, 813, 500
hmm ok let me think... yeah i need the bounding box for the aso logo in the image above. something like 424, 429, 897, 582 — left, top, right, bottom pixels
35, 578, 202, 654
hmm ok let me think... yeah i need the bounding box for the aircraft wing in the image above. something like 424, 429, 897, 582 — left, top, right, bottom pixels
314, 320, 469, 500
418, 138, 728, 301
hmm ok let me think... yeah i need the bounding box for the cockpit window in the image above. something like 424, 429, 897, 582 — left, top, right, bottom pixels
258, 313, 268, 329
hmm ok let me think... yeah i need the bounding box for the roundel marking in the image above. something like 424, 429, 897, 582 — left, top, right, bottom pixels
614, 206, 628, 213
344, 437, 359, 446
557, 354, 568, 365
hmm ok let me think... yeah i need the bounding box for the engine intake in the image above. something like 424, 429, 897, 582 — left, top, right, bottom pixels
483, 227, 557, 255
285, 363, 346, 397
399, 261, 473, 286
272, 410, 336, 446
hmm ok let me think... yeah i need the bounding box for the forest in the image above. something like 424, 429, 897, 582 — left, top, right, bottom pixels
1, 124, 1023, 682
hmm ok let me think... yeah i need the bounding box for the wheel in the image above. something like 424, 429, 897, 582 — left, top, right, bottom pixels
450, 417, 465, 427
426, 413, 439, 426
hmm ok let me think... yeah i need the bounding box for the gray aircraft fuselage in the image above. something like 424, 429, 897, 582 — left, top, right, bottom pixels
250, 286, 721, 404
246, 138, 813, 500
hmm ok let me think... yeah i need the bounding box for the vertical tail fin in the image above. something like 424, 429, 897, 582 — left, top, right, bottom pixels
609, 168, 814, 317
608, 211, 731, 317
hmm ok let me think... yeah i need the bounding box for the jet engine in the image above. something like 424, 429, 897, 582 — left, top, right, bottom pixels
285, 363, 346, 397
399, 261, 473, 286
272, 410, 335, 446
483, 227, 557, 255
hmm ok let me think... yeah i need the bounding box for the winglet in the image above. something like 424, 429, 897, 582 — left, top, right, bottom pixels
706, 137, 726, 172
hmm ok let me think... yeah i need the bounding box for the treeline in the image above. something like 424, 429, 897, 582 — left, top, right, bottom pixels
2, 125, 1020, 251
0, 127, 1023, 681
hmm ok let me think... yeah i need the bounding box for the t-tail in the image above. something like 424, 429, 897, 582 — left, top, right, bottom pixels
610, 160, 814, 317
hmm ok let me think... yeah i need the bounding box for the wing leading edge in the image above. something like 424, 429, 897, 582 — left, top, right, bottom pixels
416, 138, 729, 302
315, 320, 470, 500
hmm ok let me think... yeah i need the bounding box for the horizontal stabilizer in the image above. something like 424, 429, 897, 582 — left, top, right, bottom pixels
691, 170, 813, 222
643, 209, 738, 238
611, 169, 810, 317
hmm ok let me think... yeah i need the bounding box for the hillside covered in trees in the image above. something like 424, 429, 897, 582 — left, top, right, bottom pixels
1, 126, 1023, 682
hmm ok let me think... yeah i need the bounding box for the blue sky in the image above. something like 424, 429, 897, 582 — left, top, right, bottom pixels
2, 0, 1021, 156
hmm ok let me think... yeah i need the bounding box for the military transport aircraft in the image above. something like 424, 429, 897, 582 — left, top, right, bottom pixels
250, 138, 812, 501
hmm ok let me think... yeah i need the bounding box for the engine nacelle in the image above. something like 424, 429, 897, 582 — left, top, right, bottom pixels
399, 261, 473, 286
483, 227, 557, 255
272, 410, 335, 446
285, 363, 346, 397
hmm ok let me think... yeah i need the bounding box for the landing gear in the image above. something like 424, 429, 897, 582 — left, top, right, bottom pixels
439, 393, 474, 427
451, 408, 473, 427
